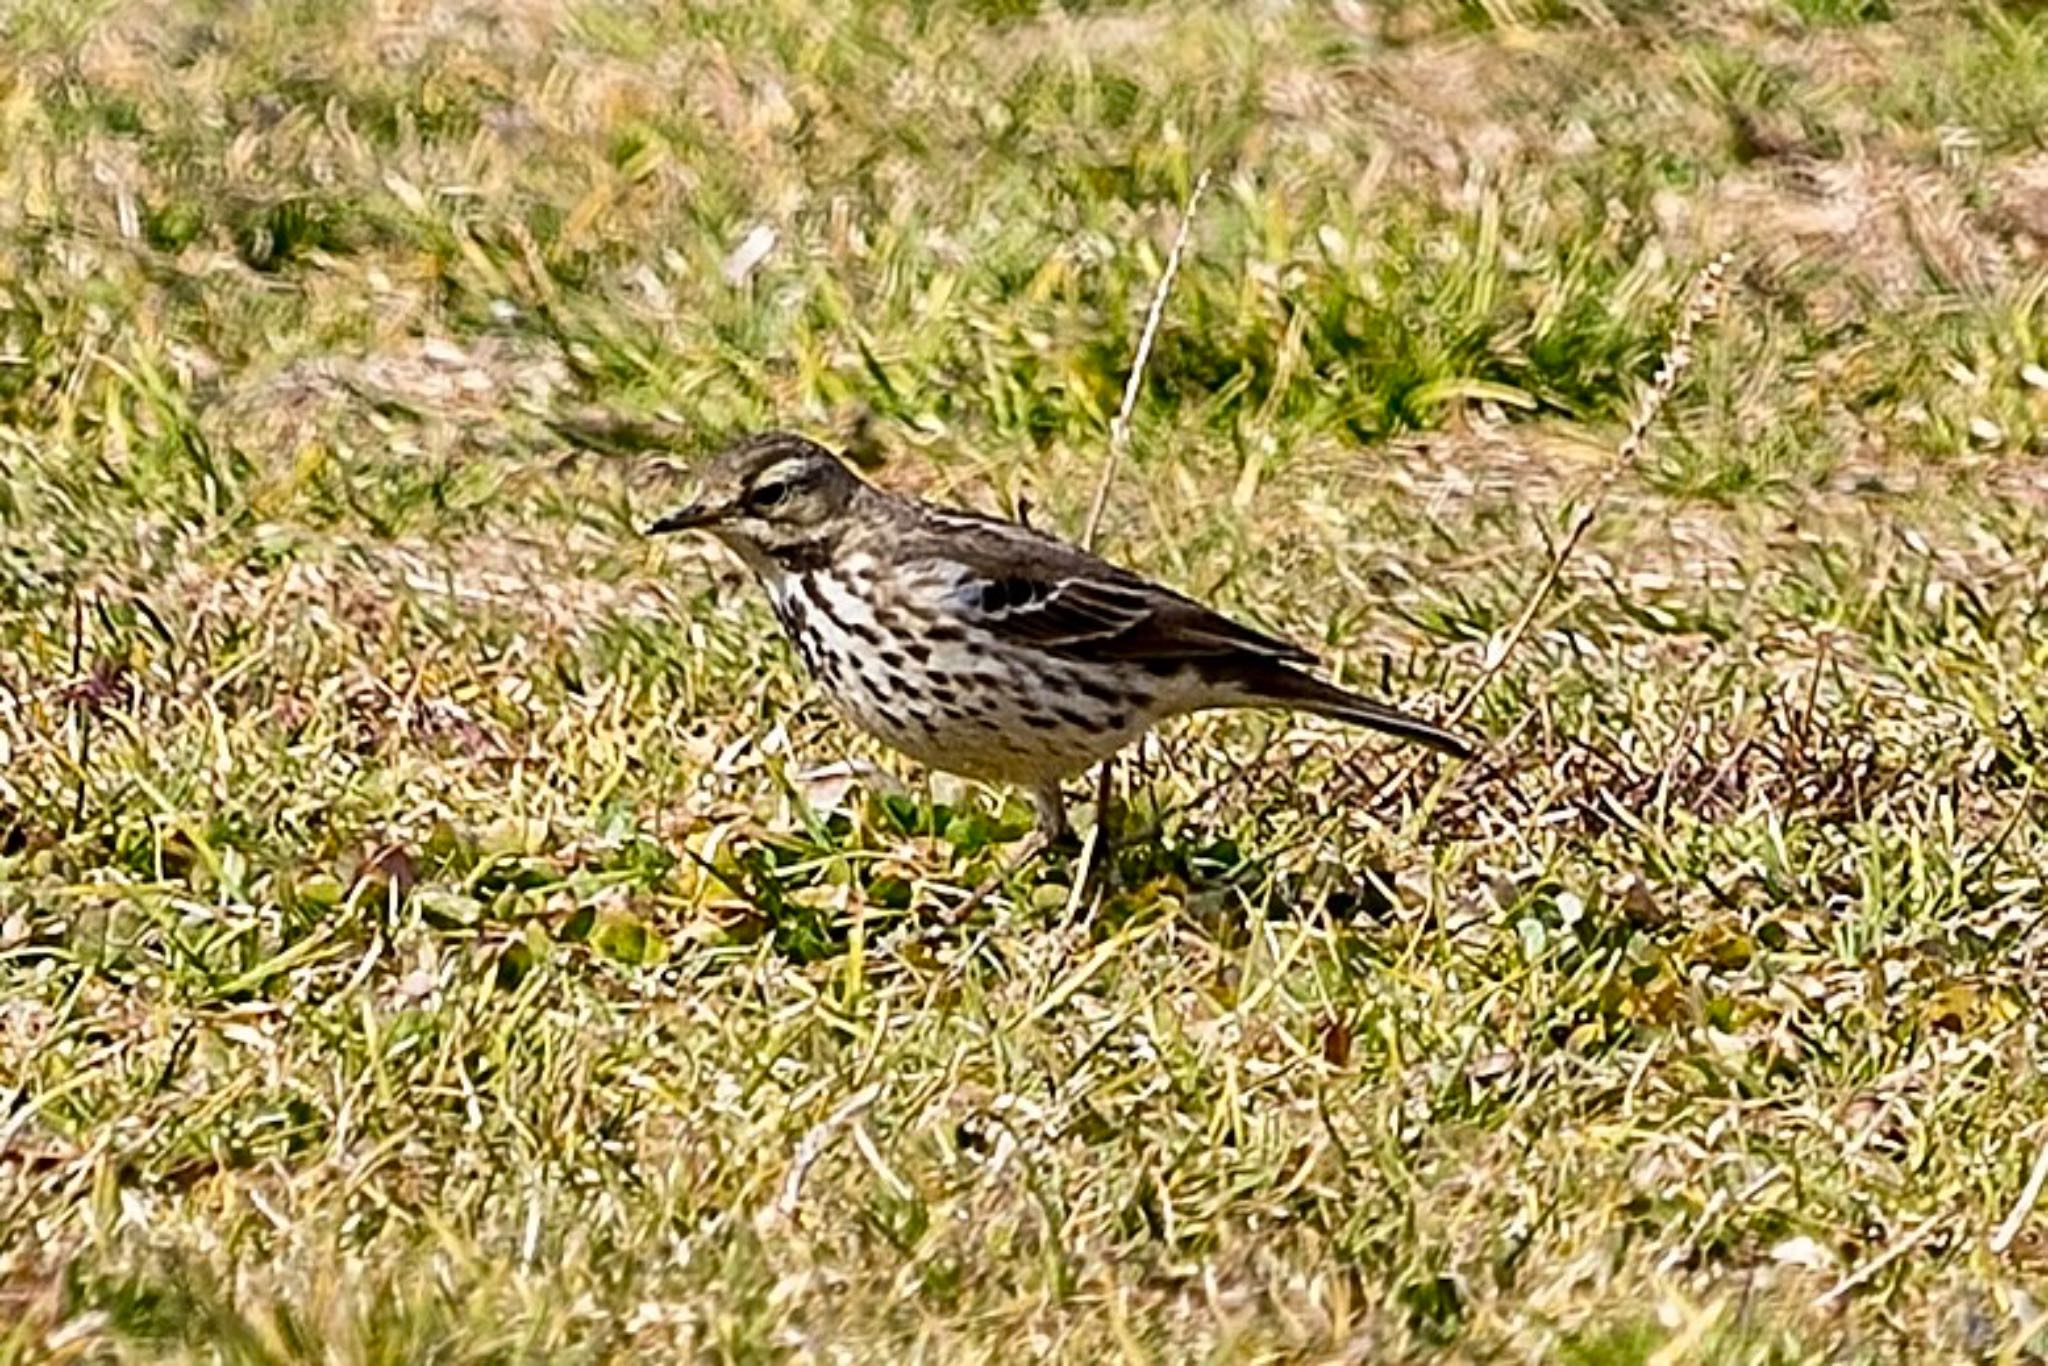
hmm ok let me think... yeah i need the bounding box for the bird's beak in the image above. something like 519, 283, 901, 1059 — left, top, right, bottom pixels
646, 500, 720, 535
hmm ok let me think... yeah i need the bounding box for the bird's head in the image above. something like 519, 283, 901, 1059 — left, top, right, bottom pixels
648, 432, 865, 573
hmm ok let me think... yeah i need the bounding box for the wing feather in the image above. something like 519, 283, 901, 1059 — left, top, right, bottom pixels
901, 510, 1316, 668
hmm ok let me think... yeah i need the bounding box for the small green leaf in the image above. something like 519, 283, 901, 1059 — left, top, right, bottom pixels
867, 875, 913, 911
494, 941, 535, 990
592, 910, 664, 965
414, 889, 484, 929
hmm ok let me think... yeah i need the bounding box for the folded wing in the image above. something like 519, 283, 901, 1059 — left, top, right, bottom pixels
907, 511, 1317, 669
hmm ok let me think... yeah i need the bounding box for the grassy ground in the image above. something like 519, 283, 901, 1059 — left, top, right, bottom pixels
5, 0, 2048, 1359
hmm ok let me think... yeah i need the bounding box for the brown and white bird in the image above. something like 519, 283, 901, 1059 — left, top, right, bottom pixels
650, 432, 1472, 838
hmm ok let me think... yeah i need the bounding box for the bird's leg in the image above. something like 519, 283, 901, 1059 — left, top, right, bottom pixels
1090, 761, 1117, 852
1029, 781, 1070, 844
1077, 760, 1116, 892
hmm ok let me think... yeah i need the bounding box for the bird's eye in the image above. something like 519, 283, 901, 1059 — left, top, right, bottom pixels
748, 479, 792, 511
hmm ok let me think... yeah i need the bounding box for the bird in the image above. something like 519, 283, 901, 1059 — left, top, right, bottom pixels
648, 431, 1473, 840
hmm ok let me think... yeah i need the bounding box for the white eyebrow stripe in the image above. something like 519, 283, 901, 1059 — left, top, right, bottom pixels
754, 458, 819, 488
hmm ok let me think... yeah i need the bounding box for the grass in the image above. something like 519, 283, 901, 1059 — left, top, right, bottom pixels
4, 0, 2048, 1358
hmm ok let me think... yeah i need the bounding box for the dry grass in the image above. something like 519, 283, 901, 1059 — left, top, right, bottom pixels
5, 0, 2048, 1360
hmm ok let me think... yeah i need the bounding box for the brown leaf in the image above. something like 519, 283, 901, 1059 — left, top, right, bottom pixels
353, 841, 418, 903
1320, 1015, 1352, 1067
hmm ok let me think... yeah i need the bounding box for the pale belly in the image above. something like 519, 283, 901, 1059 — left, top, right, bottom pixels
824, 674, 1144, 785
763, 569, 1175, 785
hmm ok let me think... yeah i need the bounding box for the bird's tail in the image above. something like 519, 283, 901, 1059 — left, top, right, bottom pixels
1225, 664, 1475, 760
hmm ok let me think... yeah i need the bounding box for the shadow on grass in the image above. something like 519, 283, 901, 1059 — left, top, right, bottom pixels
692, 789, 1418, 967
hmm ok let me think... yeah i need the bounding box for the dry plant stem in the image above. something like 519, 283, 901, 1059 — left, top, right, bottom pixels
1442, 251, 1734, 732
941, 831, 1053, 925
1062, 762, 1119, 918
1818, 1215, 1940, 1306
1991, 1129, 2048, 1255
772, 1081, 884, 1227
1069, 169, 1210, 866
1082, 167, 1212, 554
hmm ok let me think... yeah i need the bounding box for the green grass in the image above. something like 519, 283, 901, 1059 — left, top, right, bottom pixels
5, 0, 2048, 1359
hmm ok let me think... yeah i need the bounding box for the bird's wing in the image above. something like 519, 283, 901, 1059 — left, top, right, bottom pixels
904, 510, 1317, 667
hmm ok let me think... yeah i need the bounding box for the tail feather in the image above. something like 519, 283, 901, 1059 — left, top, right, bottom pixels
1227, 664, 1475, 760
